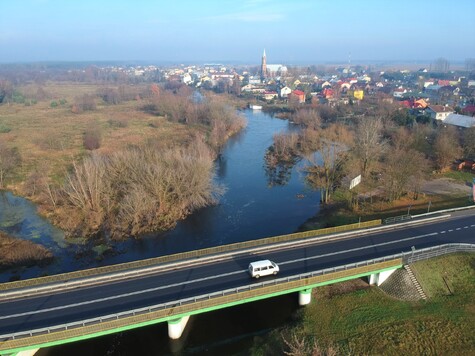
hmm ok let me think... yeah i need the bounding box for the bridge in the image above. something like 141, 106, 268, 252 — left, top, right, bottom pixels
0, 208, 474, 355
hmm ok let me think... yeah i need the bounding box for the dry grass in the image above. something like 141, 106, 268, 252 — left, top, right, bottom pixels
0, 82, 200, 191
0, 231, 53, 270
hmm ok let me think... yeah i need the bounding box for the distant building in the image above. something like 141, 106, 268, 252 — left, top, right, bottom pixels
260, 49, 287, 80
443, 113, 475, 128
263, 91, 278, 101
289, 90, 305, 103
426, 105, 454, 121
261, 49, 267, 81
279, 86, 292, 98
353, 89, 364, 100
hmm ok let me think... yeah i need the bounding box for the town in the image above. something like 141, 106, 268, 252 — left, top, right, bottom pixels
30, 52, 474, 129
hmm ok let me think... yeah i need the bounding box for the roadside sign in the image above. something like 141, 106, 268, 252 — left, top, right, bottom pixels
349, 175, 361, 190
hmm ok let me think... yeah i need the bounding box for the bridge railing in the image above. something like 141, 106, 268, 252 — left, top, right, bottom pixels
0, 219, 381, 292
1, 243, 474, 347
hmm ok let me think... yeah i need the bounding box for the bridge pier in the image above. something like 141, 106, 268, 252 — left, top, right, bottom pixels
298, 288, 313, 306
168, 315, 190, 339
369, 268, 398, 286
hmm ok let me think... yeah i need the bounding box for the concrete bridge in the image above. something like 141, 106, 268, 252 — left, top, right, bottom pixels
0, 208, 474, 355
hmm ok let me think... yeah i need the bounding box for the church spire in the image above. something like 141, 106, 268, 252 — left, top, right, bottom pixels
261, 49, 267, 81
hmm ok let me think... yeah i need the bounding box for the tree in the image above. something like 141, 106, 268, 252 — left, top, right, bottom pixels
301, 124, 353, 203
382, 148, 426, 202
353, 117, 386, 177
433, 126, 462, 172
292, 108, 321, 129
463, 127, 475, 160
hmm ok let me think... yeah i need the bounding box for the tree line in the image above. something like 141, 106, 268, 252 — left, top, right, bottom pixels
265, 104, 475, 208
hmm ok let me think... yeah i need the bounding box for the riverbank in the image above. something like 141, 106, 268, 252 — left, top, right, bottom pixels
300, 175, 473, 231
251, 253, 475, 355
0, 231, 53, 272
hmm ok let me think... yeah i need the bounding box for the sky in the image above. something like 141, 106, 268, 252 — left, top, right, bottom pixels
1, 0, 475, 64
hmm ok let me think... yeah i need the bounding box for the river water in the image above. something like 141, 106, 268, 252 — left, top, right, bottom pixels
1, 109, 320, 354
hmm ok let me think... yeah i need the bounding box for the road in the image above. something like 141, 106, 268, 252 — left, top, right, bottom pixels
0, 212, 474, 337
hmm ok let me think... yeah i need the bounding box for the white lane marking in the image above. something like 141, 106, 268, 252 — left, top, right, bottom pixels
449, 229, 454, 232
441, 231, 446, 234
280, 232, 438, 266
456, 228, 461, 231
464, 226, 468, 229
0, 231, 439, 321
0, 270, 243, 321
471, 225, 475, 228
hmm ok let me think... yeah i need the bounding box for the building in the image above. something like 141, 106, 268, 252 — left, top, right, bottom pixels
426, 105, 454, 121
260, 49, 287, 80
443, 113, 475, 128
289, 90, 305, 103
261, 49, 267, 81
353, 89, 364, 100
279, 86, 292, 98
263, 91, 278, 101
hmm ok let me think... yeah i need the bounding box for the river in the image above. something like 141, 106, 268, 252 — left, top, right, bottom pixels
1, 109, 320, 354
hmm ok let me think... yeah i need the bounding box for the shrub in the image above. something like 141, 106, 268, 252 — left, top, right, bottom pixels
50, 101, 58, 108
83, 127, 102, 150
0, 124, 11, 133
108, 118, 128, 128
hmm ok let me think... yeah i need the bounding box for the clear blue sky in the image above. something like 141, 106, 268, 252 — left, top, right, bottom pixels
1, 0, 474, 64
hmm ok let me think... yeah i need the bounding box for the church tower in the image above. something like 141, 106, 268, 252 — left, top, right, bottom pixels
261, 49, 267, 81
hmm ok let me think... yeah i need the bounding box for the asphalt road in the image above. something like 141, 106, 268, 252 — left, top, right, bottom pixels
0, 212, 474, 337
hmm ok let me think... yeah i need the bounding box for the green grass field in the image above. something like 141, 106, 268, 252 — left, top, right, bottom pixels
251, 253, 475, 355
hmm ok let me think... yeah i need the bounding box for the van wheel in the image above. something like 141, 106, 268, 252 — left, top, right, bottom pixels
255, 275, 260, 279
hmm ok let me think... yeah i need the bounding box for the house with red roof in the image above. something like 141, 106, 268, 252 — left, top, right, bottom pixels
322, 88, 334, 99
462, 105, 475, 117
289, 90, 305, 103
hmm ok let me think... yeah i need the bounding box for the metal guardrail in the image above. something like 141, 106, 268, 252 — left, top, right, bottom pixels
0, 219, 381, 292
384, 214, 412, 224
1, 243, 473, 352
384, 203, 475, 225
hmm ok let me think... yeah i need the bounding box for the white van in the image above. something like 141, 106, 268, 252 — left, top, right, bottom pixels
248, 260, 279, 279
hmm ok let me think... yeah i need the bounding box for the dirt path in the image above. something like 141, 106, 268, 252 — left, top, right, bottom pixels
421, 177, 472, 196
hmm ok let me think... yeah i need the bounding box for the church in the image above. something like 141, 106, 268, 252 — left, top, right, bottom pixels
260, 49, 287, 81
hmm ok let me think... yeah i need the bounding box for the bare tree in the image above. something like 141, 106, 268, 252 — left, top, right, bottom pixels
433, 126, 462, 172
59, 137, 222, 238
292, 108, 321, 129
282, 332, 337, 356
302, 124, 353, 203
353, 117, 386, 177
463, 127, 475, 160
382, 148, 426, 201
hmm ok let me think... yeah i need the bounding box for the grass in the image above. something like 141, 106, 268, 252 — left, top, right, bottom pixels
0, 82, 201, 190
251, 253, 475, 355
443, 170, 475, 183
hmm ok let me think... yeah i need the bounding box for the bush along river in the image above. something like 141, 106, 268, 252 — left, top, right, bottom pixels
1, 109, 321, 354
